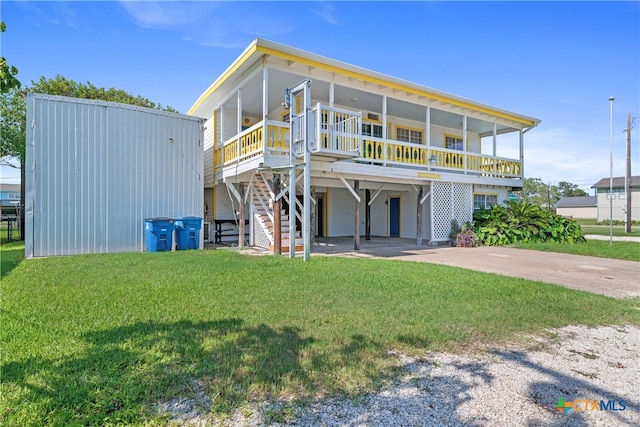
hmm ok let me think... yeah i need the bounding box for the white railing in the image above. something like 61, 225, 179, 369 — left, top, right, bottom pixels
312, 103, 361, 155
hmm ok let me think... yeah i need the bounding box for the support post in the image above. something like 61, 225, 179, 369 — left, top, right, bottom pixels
354, 180, 360, 250
289, 171, 296, 258
365, 189, 371, 240
417, 186, 423, 246
625, 113, 632, 234
273, 175, 282, 254
237, 184, 245, 248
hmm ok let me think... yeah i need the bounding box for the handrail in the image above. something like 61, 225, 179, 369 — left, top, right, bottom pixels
215, 115, 521, 179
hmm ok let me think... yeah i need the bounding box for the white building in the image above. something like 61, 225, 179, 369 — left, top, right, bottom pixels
189, 39, 540, 252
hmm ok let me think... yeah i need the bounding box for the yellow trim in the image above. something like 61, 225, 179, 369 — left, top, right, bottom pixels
364, 112, 382, 123
444, 133, 463, 141
188, 44, 259, 115
473, 191, 498, 195
255, 45, 536, 126
418, 172, 441, 179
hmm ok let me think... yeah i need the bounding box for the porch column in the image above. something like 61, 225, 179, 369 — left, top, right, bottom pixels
263, 66, 268, 118
426, 106, 431, 168
329, 82, 335, 107
382, 96, 388, 139
493, 123, 497, 177
238, 89, 243, 133
365, 189, 371, 240
463, 115, 468, 174
519, 129, 524, 179
417, 186, 423, 246
237, 89, 243, 159
354, 180, 360, 250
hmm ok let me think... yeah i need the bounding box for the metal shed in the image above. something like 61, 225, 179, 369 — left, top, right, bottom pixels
25, 93, 204, 257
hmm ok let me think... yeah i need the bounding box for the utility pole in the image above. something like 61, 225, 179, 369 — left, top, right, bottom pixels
625, 113, 632, 234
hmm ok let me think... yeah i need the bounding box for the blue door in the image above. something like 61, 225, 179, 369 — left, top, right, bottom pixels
389, 197, 400, 237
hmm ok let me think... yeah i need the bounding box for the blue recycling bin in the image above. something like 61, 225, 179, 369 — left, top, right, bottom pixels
144, 217, 175, 252
174, 216, 202, 250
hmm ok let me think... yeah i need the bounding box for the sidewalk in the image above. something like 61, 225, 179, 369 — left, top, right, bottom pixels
585, 234, 640, 242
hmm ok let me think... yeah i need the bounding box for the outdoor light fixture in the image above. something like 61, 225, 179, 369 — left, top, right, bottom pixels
608, 96, 615, 246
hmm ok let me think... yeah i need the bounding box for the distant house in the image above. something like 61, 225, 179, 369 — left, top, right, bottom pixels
591, 176, 640, 222
0, 183, 21, 218
555, 196, 596, 219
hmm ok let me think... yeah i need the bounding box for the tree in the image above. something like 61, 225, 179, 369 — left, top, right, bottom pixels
556, 181, 589, 198
520, 177, 549, 207
0, 21, 21, 93
519, 178, 590, 212
0, 75, 178, 240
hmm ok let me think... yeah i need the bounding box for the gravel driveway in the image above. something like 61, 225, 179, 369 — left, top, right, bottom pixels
163, 325, 639, 426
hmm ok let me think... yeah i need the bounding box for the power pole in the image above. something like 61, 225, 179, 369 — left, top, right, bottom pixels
625, 113, 632, 233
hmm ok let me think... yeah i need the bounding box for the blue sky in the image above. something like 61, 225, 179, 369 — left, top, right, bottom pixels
2, 1, 639, 193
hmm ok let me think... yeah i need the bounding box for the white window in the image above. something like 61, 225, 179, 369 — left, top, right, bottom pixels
397, 127, 422, 144
474, 194, 498, 210
445, 135, 463, 150
362, 123, 383, 138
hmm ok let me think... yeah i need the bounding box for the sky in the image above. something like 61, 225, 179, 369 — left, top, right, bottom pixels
2, 1, 639, 194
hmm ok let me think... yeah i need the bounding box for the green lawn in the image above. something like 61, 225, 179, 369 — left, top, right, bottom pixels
576, 218, 640, 237
513, 239, 640, 261
2, 245, 639, 425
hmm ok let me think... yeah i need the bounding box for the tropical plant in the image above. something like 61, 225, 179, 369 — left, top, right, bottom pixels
473, 200, 585, 246
455, 224, 479, 247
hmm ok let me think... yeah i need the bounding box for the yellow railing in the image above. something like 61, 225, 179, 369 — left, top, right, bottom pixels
266, 122, 289, 151
361, 137, 521, 177
216, 119, 521, 179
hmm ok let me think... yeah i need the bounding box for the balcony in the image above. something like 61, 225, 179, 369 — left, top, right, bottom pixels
213, 105, 522, 182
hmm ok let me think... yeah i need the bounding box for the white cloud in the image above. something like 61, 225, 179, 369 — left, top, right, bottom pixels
311, 2, 338, 26
522, 127, 638, 193
118, 1, 220, 29
117, 1, 294, 49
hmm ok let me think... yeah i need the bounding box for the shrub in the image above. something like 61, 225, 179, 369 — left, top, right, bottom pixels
456, 225, 479, 247
473, 200, 585, 246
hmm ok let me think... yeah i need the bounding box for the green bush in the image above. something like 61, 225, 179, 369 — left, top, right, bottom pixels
598, 219, 640, 226
473, 200, 585, 246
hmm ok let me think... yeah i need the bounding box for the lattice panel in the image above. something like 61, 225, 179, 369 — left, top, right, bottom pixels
430, 182, 472, 241
253, 214, 272, 249
452, 183, 473, 228
431, 181, 452, 241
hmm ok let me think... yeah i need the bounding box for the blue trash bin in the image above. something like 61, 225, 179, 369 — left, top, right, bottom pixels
144, 217, 175, 252
174, 216, 202, 250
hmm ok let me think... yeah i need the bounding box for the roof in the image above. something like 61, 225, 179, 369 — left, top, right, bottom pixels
189, 39, 540, 128
0, 184, 20, 192
555, 196, 597, 208
591, 176, 640, 189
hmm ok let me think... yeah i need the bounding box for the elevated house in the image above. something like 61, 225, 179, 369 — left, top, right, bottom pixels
189, 39, 540, 253
591, 176, 640, 222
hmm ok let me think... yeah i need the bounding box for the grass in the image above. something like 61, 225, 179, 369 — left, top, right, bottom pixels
513, 239, 640, 262
575, 218, 640, 237
2, 245, 640, 426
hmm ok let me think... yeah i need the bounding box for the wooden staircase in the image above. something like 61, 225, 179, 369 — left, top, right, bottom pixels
251, 173, 303, 252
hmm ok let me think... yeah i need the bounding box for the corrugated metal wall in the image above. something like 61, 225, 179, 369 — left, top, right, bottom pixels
25, 94, 204, 257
